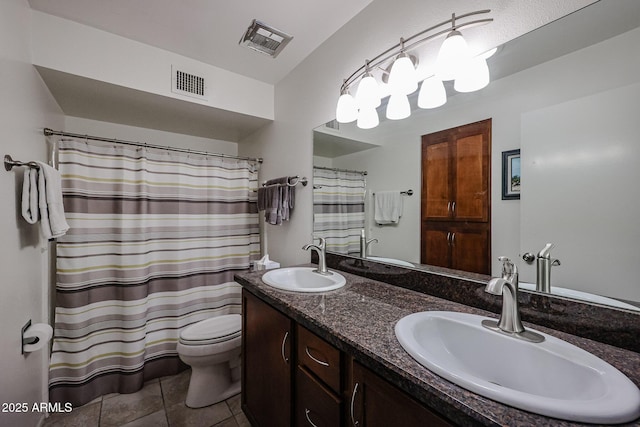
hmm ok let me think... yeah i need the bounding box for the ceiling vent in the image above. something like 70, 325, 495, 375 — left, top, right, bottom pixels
171, 65, 208, 100
324, 119, 340, 130
239, 19, 293, 58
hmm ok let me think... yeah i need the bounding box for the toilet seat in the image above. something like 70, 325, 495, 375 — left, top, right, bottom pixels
179, 314, 241, 346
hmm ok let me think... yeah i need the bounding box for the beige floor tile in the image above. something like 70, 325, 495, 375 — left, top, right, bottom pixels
225, 394, 242, 416
120, 409, 169, 427
166, 401, 232, 427
160, 369, 191, 407
212, 417, 239, 427
100, 381, 164, 427
41, 401, 101, 427
234, 411, 251, 427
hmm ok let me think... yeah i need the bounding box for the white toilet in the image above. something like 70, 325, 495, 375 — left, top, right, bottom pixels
177, 314, 242, 408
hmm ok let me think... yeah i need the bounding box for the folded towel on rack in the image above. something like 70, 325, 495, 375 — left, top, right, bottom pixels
374, 190, 403, 225
257, 177, 296, 225
21, 169, 39, 224
35, 161, 69, 239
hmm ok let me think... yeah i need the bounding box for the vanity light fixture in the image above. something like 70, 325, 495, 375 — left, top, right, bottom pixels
335, 10, 493, 129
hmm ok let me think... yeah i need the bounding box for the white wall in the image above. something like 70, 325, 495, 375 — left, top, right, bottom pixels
522, 84, 640, 301
0, 1, 65, 426
326, 26, 640, 278
30, 11, 274, 121
239, 0, 594, 267
64, 117, 239, 155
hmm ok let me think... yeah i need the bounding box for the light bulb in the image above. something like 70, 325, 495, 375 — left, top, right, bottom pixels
357, 107, 379, 129
418, 77, 447, 109
435, 30, 471, 81
336, 92, 358, 123
454, 56, 490, 93
388, 54, 418, 95
355, 74, 381, 109
386, 94, 411, 120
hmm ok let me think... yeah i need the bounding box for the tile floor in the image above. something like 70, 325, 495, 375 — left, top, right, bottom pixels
42, 369, 250, 427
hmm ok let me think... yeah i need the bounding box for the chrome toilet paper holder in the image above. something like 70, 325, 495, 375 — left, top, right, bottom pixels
21, 319, 40, 355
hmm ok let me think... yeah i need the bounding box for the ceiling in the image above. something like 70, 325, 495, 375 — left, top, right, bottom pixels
27, 0, 374, 86
27, 0, 602, 142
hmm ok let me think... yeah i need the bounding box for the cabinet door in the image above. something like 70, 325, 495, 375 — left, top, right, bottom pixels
350, 362, 452, 427
421, 226, 451, 268
422, 139, 452, 220
450, 228, 490, 275
453, 128, 490, 222
422, 119, 491, 223
296, 366, 341, 427
242, 290, 292, 427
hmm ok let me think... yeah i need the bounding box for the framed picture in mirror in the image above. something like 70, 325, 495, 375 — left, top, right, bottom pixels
502, 149, 520, 200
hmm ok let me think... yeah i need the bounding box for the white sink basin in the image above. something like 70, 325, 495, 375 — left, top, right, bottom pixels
367, 256, 414, 267
395, 311, 640, 423
519, 282, 640, 311
262, 267, 346, 292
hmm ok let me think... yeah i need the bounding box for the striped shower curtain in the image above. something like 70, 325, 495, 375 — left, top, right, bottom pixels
49, 138, 260, 406
312, 168, 366, 255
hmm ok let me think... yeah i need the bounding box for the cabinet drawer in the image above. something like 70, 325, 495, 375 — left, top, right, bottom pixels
296, 366, 341, 427
297, 325, 341, 393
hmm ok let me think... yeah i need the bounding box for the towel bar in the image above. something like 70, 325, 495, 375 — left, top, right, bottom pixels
373, 189, 413, 196
4, 155, 40, 171
261, 176, 308, 188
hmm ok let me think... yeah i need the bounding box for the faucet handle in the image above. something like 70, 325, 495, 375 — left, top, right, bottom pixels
497, 256, 517, 276
538, 243, 555, 258
317, 237, 326, 248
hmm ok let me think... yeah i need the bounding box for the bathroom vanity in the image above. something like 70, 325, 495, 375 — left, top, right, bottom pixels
235, 266, 640, 426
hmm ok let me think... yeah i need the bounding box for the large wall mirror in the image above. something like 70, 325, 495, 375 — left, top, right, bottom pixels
313, 0, 640, 312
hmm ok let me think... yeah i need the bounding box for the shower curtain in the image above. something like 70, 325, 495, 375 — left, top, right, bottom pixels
48, 138, 260, 406
312, 167, 366, 255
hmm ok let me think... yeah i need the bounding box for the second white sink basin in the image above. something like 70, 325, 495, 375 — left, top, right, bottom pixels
395, 311, 640, 423
262, 267, 346, 292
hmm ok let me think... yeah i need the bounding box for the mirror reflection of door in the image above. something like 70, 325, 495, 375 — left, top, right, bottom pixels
421, 119, 491, 274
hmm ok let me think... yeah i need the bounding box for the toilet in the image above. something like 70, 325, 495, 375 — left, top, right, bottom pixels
177, 314, 242, 408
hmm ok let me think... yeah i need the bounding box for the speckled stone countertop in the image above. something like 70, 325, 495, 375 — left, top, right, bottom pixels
235, 265, 640, 427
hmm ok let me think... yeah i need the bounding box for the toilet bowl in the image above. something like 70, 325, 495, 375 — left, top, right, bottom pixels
177, 314, 242, 408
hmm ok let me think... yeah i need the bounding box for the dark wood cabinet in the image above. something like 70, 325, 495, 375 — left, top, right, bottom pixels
350, 361, 452, 427
242, 290, 293, 427
296, 366, 341, 427
242, 289, 453, 426
422, 223, 490, 274
421, 119, 491, 274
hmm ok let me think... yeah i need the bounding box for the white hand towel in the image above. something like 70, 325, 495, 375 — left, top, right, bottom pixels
21, 168, 39, 224
374, 191, 403, 225
35, 161, 69, 239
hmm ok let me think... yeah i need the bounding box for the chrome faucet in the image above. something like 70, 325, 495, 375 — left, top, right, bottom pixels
535, 243, 561, 293
482, 256, 544, 343
303, 237, 332, 276
359, 230, 378, 258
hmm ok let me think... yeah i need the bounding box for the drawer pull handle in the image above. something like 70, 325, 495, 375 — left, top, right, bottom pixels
350, 382, 359, 427
305, 408, 319, 427
305, 346, 329, 367
281, 331, 289, 363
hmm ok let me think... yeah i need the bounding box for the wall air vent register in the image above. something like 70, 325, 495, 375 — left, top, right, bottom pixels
171, 65, 208, 100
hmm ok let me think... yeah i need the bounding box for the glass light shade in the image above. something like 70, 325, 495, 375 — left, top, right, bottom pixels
418, 77, 447, 109
355, 74, 381, 109
336, 92, 358, 123
357, 107, 379, 129
388, 54, 418, 95
454, 56, 490, 93
435, 30, 471, 81
386, 94, 411, 120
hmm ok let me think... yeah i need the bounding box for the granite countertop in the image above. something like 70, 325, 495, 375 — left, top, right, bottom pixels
235, 265, 640, 427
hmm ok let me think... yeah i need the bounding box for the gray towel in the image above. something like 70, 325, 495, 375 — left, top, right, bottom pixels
257, 177, 296, 225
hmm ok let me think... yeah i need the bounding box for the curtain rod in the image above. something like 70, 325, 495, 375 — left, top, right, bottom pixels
313, 165, 368, 175
43, 128, 263, 164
